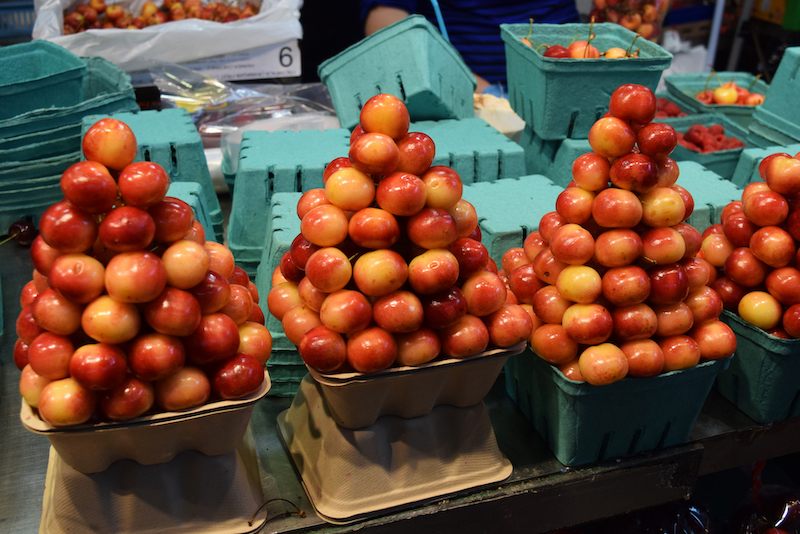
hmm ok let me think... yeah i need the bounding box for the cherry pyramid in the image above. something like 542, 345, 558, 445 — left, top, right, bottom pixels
506, 84, 736, 386
268, 94, 533, 375
700, 150, 800, 338
17, 117, 271, 428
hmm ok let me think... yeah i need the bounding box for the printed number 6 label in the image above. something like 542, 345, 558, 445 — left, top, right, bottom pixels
280, 46, 295, 67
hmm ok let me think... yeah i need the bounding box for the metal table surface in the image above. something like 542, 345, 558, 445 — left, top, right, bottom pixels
2, 243, 800, 534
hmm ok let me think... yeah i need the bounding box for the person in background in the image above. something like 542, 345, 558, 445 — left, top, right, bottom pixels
361, 0, 580, 95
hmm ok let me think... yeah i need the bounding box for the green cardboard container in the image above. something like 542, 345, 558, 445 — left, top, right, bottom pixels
746, 106, 800, 148
759, 47, 800, 126
266, 361, 307, 397
0, 41, 86, 121
461, 176, 564, 267
0, 150, 79, 182
717, 310, 800, 423
0, 131, 81, 163
318, 15, 476, 132
664, 71, 769, 129
0, 55, 137, 143
501, 22, 672, 140
230, 119, 526, 277
660, 113, 749, 181
0, 57, 139, 155
518, 126, 592, 187
505, 348, 730, 466
729, 143, 800, 188
166, 182, 215, 242
0, 174, 62, 195
227, 129, 350, 276
252, 192, 317, 397
82, 108, 222, 242
408, 118, 527, 183
254, 192, 303, 344
674, 160, 742, 234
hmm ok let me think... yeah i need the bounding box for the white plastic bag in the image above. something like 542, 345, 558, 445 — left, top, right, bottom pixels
32, 0, 302, 74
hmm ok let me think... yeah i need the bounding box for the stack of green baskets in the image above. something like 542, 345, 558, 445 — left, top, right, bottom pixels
745, 47, 800, 148
0, 41, 139, 232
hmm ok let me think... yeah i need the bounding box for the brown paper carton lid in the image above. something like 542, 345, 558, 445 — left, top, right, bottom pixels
39, 426, 268, 533
277, 375, 512, 524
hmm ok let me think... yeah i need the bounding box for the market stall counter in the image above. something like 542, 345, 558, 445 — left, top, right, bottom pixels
3, 240, 800, 533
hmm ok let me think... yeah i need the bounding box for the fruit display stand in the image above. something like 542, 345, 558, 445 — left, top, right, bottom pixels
729, 142, 800, 188
2, 209, 800, 533
663, 72, 770, 129
37, 430, 268, 534
20, 371, 271, 473
277, 345, 523, 523
80, 108, 224, 241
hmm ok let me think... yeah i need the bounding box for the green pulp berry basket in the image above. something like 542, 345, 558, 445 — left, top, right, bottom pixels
717, 310, 800, 423
729, 143, 800, 188
663, 71, 769, 129
746, 106, 800, 148
318, 15, 476, 131
0, 41, 86, 121
501, 22, 672, 141
505, 348, 730, 467
759, 47, 800, 130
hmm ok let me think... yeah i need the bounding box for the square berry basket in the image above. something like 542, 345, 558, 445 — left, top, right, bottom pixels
500, 22, 672, 141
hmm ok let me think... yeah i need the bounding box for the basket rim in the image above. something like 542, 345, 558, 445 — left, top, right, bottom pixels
21, 370, 271, 434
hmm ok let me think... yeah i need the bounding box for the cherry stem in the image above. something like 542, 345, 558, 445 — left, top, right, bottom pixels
701, 71, 714, 94
746, 74, 762, 92
626, 33, 640, 56
585, 17, 596, 58
0, 230, 20, 246
525, 18, 534, 41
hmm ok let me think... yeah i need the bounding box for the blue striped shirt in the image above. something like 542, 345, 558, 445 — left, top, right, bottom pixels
360, 0, 580, 86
